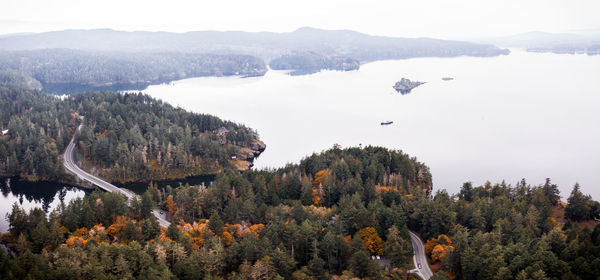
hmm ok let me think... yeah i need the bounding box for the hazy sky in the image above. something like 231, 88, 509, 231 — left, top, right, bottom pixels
1, 0, 599, 38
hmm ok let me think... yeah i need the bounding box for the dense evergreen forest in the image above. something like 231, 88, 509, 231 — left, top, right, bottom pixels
0, 49, 267, 93
0, 86, 75, 180
0, 42, 598, 279
1, 144, 599, 279
0, 84, 263, 182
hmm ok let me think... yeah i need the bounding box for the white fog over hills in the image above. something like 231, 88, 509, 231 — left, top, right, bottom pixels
0, 27, 508, 61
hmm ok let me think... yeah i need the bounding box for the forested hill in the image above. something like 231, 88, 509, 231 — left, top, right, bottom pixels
1, 144, 599, 279
0, 27, 509, 78
0, 49, 267, 94
0, 28, 510, 61
0, 85, 264, 182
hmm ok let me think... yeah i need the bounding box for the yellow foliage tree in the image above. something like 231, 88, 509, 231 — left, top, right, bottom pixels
312, 170, 329, 206
106, 216, 128, 239
174, 221, 209, 248
437, 234, 452, 245
357, 227, 384, 255
221, 231, 233, 246
65, 236, 87, 247
312, 188, 322, 206
377, 186, 400, 193
425, 238, 437, 255
241, 224, 265, 238
431, 244, 454, 262
158, 227, 168, 242
425, 234, 454, 263
313, 170, 328, 188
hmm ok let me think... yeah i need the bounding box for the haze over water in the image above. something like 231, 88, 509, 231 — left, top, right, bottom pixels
142, 50, 600, 200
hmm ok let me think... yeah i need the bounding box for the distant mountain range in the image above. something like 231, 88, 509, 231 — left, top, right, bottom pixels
479, 31, 600, 55
0, 27, 510, 93
0, 27, 509, 62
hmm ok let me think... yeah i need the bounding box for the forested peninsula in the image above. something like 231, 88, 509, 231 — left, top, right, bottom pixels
0, 32, 599, 278
1, 83, 599, 279
0, 85, 264, 182
1, 143, 599, 279
0, 27, 510, 84
0, 50, 267, 94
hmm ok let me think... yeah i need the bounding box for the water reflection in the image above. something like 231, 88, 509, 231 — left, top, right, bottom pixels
0, 178, 88, 232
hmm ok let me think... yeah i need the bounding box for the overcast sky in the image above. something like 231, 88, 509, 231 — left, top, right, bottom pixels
2, 0, 599, 39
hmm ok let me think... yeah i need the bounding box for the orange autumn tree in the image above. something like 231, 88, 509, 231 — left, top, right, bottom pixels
241, 224, 265, 238
165, 195, 178, 215
221, 231, 233, 246
431, 244, 454, 262
376, 185, 400, 193
106, 216, 128, 239
312, 170, 329, 206
89, 224, 107, 239
176, 221, 208, 249
74, 227, 89, 236
357, 227, 384, 255
65, 236, 87, 247
425, 234, 454, 263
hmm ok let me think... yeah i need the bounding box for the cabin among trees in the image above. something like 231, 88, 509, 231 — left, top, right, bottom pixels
217, 127, 228, 145
217, 127, 229, 136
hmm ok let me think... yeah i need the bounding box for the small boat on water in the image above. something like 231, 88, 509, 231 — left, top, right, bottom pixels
381, 121, 393, 125
442, 77, 454, 81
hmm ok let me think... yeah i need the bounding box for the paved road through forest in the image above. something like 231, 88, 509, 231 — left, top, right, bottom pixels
63, 122, 171, 228
409, 230, 434, 279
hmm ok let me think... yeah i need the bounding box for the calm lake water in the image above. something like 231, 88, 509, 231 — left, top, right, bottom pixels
0, 178, 88, 232
0, 175, 214, 233
2, 50, 598, 232
141, 50, 600, 200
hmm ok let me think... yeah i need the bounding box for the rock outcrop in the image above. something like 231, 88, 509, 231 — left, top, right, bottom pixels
231, 139, 266, 171
393, 78, 426, 94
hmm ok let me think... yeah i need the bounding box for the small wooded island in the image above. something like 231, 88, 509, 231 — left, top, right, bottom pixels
393, 78, 426, 94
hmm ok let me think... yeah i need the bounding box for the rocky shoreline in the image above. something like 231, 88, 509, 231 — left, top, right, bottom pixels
232, 140, 267, 171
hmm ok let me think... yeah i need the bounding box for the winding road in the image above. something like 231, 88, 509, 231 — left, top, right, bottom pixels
409, 230, 434, 280
65, 121, 432, 279
63, 122, 171, 228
